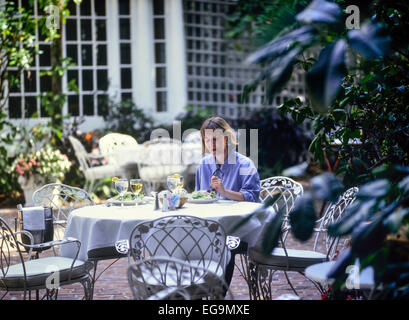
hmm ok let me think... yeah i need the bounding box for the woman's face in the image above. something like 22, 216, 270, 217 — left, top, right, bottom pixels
203, 129, 228, 157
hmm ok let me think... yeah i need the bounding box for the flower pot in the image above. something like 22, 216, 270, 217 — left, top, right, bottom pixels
18, 175, 43, 206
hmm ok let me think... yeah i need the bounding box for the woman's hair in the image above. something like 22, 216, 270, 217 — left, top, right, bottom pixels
200, 116, 238, 155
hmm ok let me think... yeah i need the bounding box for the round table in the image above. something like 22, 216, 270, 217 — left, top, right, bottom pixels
60, 200, 265, 262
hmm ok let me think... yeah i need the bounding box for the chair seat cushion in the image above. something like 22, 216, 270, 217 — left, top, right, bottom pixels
248, 247, 327, 269
0, 256, 91, 289
132, 259, 223, 287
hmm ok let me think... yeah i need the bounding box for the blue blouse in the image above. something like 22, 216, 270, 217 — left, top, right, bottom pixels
195, 151, 260, 202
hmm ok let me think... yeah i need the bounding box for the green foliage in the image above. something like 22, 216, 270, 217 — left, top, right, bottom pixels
0, 2, 38, 196
101, 98, 156, 143
236, 106, 311, 180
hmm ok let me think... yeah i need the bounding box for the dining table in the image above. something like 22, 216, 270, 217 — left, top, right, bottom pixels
60, 199, 268, 263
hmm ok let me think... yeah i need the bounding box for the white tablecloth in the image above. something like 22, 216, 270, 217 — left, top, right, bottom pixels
60, 200, 267, 262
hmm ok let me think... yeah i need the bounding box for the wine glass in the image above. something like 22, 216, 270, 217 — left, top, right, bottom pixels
167, 175, 179, 193
130, 178, 143, 203
115, 178, 128, 207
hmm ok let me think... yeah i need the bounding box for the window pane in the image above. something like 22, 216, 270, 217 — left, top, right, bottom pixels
155, 67, 166, 88
40, 74, 52, 92
153, 0, 164, 15
120, 68, 132, 89
156, 91, 167, 112
67, 70, 78, 91
97, 69, 108, 90
96, 19, 106, 41
68, 95, 79, 116
83, 95, 94, 115
80, 0, 91, 15
95, 0, 106, 16
97, 94, 109, 116
118, 0, 130, 15
82, 70, 93, 91
154, 43, 165, 63
154, 18, 165, 39
24, 71, 36, 92
119, 18, 130, 39
81, 19, 92, 40
39, 45, 51, 67
66, 19, 77, 41
9, 71, 21, 93
66, 45, 78, 64
25, 97, 37, 118
8, 97, 22, 118
67, 1, 77, 15
97, 45, 107, 65
121, 92, 132, 101
120, 43, 131, 64
81, 45, 93, 66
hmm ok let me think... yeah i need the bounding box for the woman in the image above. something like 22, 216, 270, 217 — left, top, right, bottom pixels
195, 116, 260, 290
195, 116, 260, 202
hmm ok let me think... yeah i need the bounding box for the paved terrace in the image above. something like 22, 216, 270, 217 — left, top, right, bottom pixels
0, 207, 321, 300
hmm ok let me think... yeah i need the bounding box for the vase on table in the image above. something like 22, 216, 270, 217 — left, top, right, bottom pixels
18, 175, 43, 206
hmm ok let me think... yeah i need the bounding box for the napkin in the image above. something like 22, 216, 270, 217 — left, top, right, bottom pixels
22, 206, 45, 231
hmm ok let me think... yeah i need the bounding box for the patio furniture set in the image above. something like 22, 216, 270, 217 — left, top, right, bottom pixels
0, 134, 369, 300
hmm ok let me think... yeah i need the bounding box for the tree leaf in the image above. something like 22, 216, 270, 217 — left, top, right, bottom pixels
296, 0, 341, 25
347, 21, 392, 59
246, 26, 316, 64
289, 192, 317, 242
310, 172, 344, 202
357, 179, 390, 200
306, 39, 347, 113
328, 198, 376, 236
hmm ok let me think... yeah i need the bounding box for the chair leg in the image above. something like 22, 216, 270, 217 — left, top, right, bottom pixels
284, 271, 299, 296
247, 261, 261, 300
81, 277, 93, 300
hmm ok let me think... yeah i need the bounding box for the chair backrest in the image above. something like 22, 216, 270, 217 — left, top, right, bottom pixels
129, 215, 227, 276
313, 187, 359, 258
127, 257, 231, 300
0, 217, 28, 284
99, 133, 138, 165
32, 183, 95, 239
259, 176, 304, 229
68, 136, 91, 172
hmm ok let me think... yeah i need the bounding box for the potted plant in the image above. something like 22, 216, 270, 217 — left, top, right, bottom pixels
11, 144, 72, 205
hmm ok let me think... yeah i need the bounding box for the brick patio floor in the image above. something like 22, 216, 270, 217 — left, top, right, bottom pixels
0, 207, 322, 300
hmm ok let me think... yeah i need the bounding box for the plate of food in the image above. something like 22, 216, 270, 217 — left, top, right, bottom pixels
107, 192, 151, 206
187, 190, 219, 204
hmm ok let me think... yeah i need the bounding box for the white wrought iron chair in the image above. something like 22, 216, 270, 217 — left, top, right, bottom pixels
236, 176, 304, 298
32, 183, 95, 241
128, 257, 233, 300
137, 138, 188, 194
68, 135, 125, 193
98, 133, 140, 179
0, 217, 92, 300
128, 215, 228, 276
247, 186, 359, 299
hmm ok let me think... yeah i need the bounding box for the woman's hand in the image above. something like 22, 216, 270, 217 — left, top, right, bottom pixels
211, 175, 225, 195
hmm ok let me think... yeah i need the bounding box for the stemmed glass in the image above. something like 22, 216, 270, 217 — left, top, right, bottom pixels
130, 178, 143, 203
115, 178, 128, 207
167, 174, 184, 194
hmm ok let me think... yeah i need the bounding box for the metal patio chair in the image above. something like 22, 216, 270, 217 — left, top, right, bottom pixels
236, 176, 304, 298
128, 257, 233, 300
0, 217, 92, 300
128, 215, 228, 279
68, 135, 124, 193
98, 133, 140, 179
32, 183, 95, 242
137, 138, 188, 194
247, 187, 359, 299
